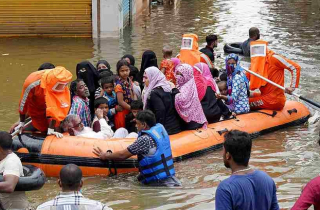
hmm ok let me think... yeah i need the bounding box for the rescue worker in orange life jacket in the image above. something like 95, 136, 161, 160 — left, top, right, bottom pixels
177, 33, 214, 69
248, 40, 301, 111
93, 110, 181, 186
11, 67, 73, 138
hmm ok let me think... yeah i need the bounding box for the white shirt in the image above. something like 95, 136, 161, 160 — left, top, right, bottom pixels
0, 152, 29, 209
78, 119, 114, 139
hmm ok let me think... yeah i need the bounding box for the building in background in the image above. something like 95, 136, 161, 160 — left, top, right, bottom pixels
0, 0, 150, 38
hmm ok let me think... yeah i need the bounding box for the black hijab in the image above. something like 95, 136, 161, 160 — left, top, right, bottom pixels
76, 61, 99, 94
122, 54, 136, 66
139, 50, 158, 83
96, 60, 111, 72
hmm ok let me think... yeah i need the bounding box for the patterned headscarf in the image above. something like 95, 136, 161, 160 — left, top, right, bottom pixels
143, 67, 172, 110
175, 64, 207, 129
225, 53, 249, 96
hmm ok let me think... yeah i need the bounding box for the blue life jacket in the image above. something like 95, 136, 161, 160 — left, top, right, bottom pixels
138, 123, 175, 184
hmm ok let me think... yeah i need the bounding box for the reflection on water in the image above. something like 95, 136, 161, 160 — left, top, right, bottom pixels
1, 0, 320, 209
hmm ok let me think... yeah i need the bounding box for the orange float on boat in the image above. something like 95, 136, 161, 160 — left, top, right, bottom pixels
13, 101, 310, 177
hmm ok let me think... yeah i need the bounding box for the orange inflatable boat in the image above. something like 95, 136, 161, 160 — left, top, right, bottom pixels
13, 101, 310, 177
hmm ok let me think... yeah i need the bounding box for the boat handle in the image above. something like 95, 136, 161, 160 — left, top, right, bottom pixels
287, 108, 298, 115
217, 128, 229, 136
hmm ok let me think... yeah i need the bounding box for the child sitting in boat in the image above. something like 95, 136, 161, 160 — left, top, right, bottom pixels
125, 100, 143, 133
216, 54, 250, 115
129, 65, 142, 100
95, 77, 122, 128
160, 46, 176, 85
218, 80, 234, 111
92, 97, 113, 132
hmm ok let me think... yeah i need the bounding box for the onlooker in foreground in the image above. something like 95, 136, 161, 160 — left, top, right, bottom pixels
36, 164, 113, 210
93, 110, 181, 186
215, 130, 279, 210
174, 64, 207, 130
143, 67, 181, 135
200, 34, 218, 63
125, 100, 143, 133
291, 137, 320, 210
69, 79, 92, 127
0, 131, 29, 209
160, 46, 176, 85
241, 27, 260, 56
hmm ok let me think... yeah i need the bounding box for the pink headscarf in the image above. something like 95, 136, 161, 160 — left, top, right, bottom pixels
193, 67, 207, 101
175, 64, 207, 129
171, 58, 181, 69
194, 62, 220, 94
143, 66, 172, 109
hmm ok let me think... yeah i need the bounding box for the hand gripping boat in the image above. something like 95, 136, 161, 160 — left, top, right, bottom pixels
12, 101, 310, 177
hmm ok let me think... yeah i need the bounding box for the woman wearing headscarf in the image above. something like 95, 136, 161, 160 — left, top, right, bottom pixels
174, 64, 207, 130
96, 60, 113, 76
122, 54, 136, 66
194, 63, 219, 94
193, 65, 231, 123
216, 53, 250, 114
76, 61, 100, 116
143, 67, 181, 135
139, 50, 158, 86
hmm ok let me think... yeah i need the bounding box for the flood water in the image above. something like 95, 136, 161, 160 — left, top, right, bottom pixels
1, 0, 320, 209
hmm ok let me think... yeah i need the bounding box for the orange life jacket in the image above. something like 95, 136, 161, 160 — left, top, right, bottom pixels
178, 34, 214, 68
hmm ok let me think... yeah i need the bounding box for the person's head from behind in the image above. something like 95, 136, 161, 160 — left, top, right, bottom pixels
94, 97, 109, 118
129, 66, 139, 83
249, 27, 260, 40
162, 46, 173, 59
116, 59, 130, 80
206, 35, 218, 48
62, 115, 84, 136
131, 100, 143, 118
70, 79, 90, 99
0, 131, 13, 154
38, 62, 55, 71
96, 60, 111, 71
101, 77, 114, 96
58, 164, 83, 192
218, 81, 228, 96
223, 130, 252, 168
210, 68, 219, 78
219, 72, 227, 82
136, 110, 156, 132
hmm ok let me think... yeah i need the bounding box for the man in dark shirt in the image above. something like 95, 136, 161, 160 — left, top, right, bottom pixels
200, 35, 218, 63
241, 27, 260, 56
215, 130, 279, 210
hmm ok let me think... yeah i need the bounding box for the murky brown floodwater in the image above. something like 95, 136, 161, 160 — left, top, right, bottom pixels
1, 0, 320, 209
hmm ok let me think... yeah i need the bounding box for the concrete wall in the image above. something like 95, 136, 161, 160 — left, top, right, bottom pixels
92, 0, 150, 38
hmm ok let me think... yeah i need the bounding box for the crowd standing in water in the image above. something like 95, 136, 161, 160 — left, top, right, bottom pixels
0, 27, 317, 210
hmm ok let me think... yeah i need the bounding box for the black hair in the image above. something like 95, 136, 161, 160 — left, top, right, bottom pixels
70, 79, 84, 95
60, 164, 82, 190
249, 27, 260, 39
116, 59, 130, 75
38, 62, 55, 71
206, 35, 218, 46
129, 66, 140, 82
101, 77, 114, 88
210, 68, 219, 78
136, 110, 156, 128
224, 130, 252, 166
99, 70, 113, 80
94, 97, 109, 109
131, 100, 143, 110
0, 131, 12, 150
219, 72, 227, 81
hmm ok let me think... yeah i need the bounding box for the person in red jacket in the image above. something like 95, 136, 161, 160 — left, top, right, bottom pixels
11, 67, 72, 137
248, 40, 301, 110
